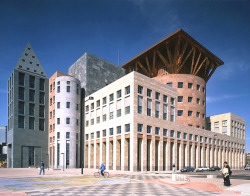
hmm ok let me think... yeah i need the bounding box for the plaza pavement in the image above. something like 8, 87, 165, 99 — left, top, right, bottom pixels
0, 168, 249, 195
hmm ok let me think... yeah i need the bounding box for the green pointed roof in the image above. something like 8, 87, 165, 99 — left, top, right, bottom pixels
15, 42, 47, 77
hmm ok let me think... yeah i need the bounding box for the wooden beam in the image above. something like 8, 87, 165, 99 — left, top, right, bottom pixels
191, 47, 196, 74
203, 58, 210, 78
137, 60, 150, 77
178, 41, 188, 66
194, 57, 208, 76
145, 56, 152, 76
207, 66, 217, 81
177, 47, 194, 73
192, 51, 202, 75
174, 35, 181, 66
135, 62, 138, 72
166, 44, 174, 72
157, 49, 172, 73
153, 50, 156, 76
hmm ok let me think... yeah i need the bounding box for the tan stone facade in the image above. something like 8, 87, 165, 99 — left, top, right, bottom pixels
84, 72, 245, 171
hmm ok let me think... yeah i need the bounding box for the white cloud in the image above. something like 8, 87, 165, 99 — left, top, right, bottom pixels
206, 94, 244, 103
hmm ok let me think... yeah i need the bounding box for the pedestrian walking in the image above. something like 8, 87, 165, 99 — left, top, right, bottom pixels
39, 161, 45, 175
222, 161, 232, 186
172, 163, 176, 172
100, 163, 105, 176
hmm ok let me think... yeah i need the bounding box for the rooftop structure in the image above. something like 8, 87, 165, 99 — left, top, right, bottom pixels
122, 29, 223, 82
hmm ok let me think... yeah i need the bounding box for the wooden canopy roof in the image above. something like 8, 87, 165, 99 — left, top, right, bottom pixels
122, 29, 224, 82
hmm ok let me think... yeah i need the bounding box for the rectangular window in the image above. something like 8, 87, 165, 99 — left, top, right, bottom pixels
110, 128, 113, 136
183, 133, 187, 139
29, 90, 35, 102
96, 100, 100, 107
109, 103, 114, 119
200, 136, 203, 142
76, 119, 79, 126
177, 110, 183, 116
125, 124, 130, 132
147, 89, 152, 97
170, 130, 174, 137
125, 86, 130, 95
195, 135, 198, 141
19, 72, 25, 86
67, 86, 70, 92
91, 111, 94, 125
214, 121, 219, 132
103, 97, 107, 105
117, 126, 121, 134
39, 78, 45, 91
66, 132, 70, 139
29, 76, 35, 88
178, 82, 183, 88
76, 104, 79, 111
96, 109, 100, 123
67, 81, 70, 85
109, 93, 114, 102
138, 85, 143, 94
188, 111, 192, 117
117, 100, 121, 117
163, 104, 167, 120
125, 96, 130, 114
147, 99, 152, 116
167, 83, 172, 87
177, 131, 181, 138
117, 90, 122, 99
188, 83, 193, 89
188, 97, 192, 103
66, 118, 70, 124
163, 95, 167, 103
163, 129, 167, 136
196, 98, 200, 104
97, 131, 100, 138
91, 103, 94, 110
155, 127, 160, 135
103, 106, 107, 122
189, 134, 193, 140
57, 102, 60, 109
205, 137, 207, 143
86, 134, 89, 140
57, 132, 60, 139
18, 101, 24, 114
57, 118, 60, 124
29, 117, 34, 130
147, 125, 152, 134
103, 130, 106, 137
196, 112, 200, 118
91, 133, 94, 139
177, 96, 183, 102
209, 138, 212, 144
57, 86, 60, 93
66, 102, 70, 108
155, 102, 160, 118
222, 120, 227, 134
86, 105, 89, 112
197, 84, 200, 91
170, 106, 175, 122
29, 103, 35, 116
155, 92, 160, 100
170, 98, 175, 105
138, 124, 143, 132
138, 96, 143, 114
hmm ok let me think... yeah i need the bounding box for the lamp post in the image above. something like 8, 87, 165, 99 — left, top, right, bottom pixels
61, 153, 64, 171
80, 88, 93, 175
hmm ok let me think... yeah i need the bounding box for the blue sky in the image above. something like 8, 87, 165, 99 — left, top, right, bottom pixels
0, 0, 249, 152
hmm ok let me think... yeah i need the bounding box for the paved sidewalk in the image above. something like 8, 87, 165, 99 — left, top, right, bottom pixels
0, 168, 250, 195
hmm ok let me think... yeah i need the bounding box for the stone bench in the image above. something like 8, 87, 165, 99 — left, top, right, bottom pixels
207, 175, 217, 179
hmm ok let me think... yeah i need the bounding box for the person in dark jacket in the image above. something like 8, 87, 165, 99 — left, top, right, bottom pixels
39, 161, 45, 175
100, 163, 105, 176
222, 161, 231, 186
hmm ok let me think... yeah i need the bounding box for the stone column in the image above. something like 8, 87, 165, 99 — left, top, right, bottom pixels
116, 139, 121, 170
167, 139, 171, 171
180, 141, 184, 169
159, 137, 163, 171
186, 142, 190, 167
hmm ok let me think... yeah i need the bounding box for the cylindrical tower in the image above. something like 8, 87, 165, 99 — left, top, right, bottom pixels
54, 76, 80, 169
154, 74, 206, 129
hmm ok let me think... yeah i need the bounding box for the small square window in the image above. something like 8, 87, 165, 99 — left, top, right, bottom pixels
177, 96, 183, 102
167, 83, 172, 87
178, 82, 183, 88
197, 85, 200, 91
188, 111, 192, 117
67, 81, 70, 84
188, 83, 193, 89
177, 110, 183, 116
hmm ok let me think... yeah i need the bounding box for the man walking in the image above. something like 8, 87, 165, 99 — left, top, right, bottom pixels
39, 161, 45, 175
222, 161, 232, 186
172, 163, 176, 173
